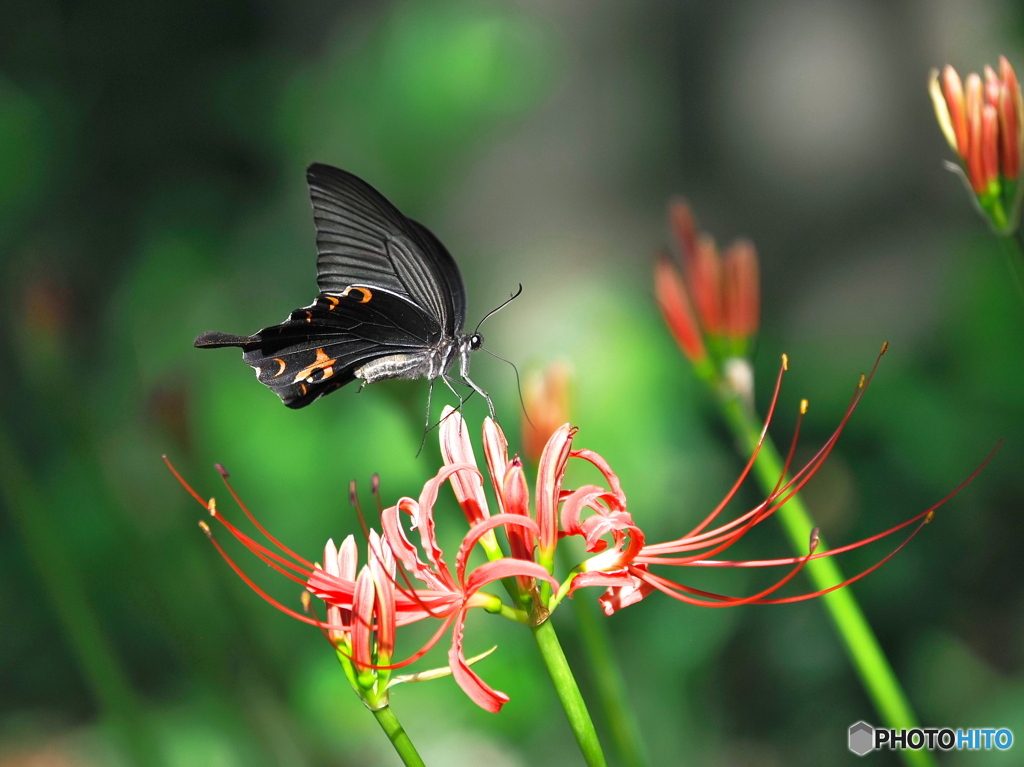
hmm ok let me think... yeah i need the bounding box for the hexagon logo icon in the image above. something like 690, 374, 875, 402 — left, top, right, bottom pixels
848, 721, 875, 756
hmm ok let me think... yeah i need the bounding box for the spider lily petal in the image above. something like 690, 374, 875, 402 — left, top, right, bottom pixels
536, 423, 574, 562
440, 409, 491, 525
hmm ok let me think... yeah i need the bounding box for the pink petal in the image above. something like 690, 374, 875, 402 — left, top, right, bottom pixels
560, 485, 623, 538
439, 406, 490, 525
351, 567, 376, 671
380, 498, 453, 592
415, 462, 484, 581
598, 581, 655, 615
569, 448, 627, 508
464, 558, 558, 597
567, 569, 634, 595
338, 535, 358, 581
455, 513, 541, 585
306, 567, 356, 605
482, 417, 510, 515
536, 424, 574, 557
448, 611, 509, 713
368, 532, 397, 659
501, 462, 536, 562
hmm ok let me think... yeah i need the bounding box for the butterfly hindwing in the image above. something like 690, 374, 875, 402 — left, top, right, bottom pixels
196, 290, 441, 408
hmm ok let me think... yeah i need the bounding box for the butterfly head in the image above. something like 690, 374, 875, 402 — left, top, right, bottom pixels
469, 332, 484, 350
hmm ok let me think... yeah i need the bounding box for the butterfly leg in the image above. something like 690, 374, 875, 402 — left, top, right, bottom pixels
456, 346, 494, 418
417, 379, 436, 456
461, 376, 494, 419
441, 374, 471, 411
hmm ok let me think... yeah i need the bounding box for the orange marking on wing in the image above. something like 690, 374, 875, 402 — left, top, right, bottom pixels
292, 347, 339, 384
272, 358, 287, 377
298, 383, 308, 396
324, 296, 340, 310
341, 286, 373, 304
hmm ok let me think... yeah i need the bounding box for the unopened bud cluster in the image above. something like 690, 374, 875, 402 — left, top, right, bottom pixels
930, 57, 1024, 233
655, 200, 760, 395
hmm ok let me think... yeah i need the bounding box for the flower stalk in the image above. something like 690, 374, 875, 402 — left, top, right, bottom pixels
715, 391, 938, 767
652, 200, 977, 767
531, 619, 609, 767
370, 706, 426, 767
523, 363, 649, 766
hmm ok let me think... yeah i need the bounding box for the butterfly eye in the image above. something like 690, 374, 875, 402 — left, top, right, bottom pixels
470, 333, 484, 350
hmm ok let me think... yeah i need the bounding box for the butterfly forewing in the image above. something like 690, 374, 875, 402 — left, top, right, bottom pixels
307, 163, 466, 334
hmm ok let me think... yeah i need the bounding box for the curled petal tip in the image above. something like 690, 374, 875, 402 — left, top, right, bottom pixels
215, 463, 229, 479
198, 520, 212, 538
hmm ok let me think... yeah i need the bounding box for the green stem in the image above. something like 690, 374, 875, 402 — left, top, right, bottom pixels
1003, 231, 1024, 310
569, 594, 650, 767
0, 424, 162, 766
531, 620, 609, 767
717, 396, 936, 767
371, 706, 426, 767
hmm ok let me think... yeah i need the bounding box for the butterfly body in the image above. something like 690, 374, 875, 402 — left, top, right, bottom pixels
195, 164, 491, 413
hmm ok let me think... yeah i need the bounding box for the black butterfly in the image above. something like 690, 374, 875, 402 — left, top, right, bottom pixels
195, 163, 507, 416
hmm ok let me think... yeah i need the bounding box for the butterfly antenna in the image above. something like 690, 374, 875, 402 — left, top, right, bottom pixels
481, 347, 534, 429
474, 283, 523, 334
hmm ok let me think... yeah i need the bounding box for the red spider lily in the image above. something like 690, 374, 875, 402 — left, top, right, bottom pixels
560, 352, 994, 615
930, 57, 1024, 232
164, 458, 554, 713
657, 200, 760, 368
377, 456, 558, 711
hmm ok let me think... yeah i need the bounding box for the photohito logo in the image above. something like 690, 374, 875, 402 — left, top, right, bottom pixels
848, 722, 1014, 755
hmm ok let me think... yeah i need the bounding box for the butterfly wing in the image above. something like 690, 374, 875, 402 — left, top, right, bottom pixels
195, 290, 441, 408
306, 163, 467, 336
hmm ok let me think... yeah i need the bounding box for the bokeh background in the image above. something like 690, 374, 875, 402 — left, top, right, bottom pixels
1, 1, 1022, 765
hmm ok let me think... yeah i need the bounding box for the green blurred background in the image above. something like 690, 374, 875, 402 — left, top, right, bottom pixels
1, 1, 1022, 765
